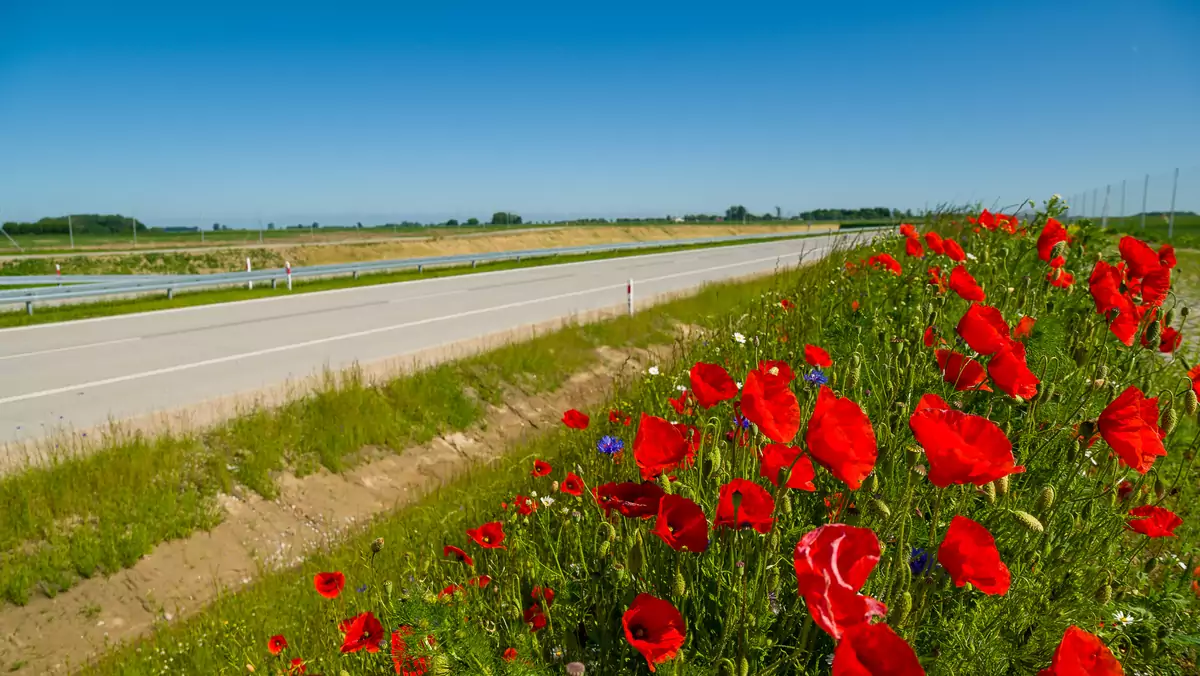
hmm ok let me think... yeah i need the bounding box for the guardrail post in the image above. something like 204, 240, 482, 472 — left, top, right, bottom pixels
472, 260, 477, 268
418, 264, 424, 274
271, 278, 278, 289
517, 255, 522, 263
168, 287, 175, 300
354, 270, 360, 280
25, 301, 33, 315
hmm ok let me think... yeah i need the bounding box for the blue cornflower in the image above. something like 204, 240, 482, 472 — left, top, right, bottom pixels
733, 415, 752, 430
803, 369, 828, 386
597, 435, 625, 455
909, 547, 930, 576
356, 584, 368, 593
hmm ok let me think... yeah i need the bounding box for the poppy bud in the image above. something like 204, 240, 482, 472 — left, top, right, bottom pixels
1095, 583, 1112, 605
673, 569, 687, 598
1066, 439, 1080, 464
1186, 390, 1198, 416
1050, 240, 1068, 260
741, 657, 750, 676
889, 591, 913, 625
980, 481, 996, 504
1145, 320, 1162, 346
1012, 510, 1043, 533
1161, 406, 1178, 435
552, 480, 560, 492
626, 533, 644, 577
598, 540, 610, 557
994, 475, 1010, 498
1183, 306, 1191, 318
710, 446, 722, 470
1154, 476, 1166, 500
867, 473, 880, 493
659, 473, 673, 495
868, 497, 891, 520
847, 364, 860, 390
371, 537, 385, 554
1035, 485, 1055, 512
1165, 308, 1176, 326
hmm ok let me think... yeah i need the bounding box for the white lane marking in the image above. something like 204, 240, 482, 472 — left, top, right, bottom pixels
0, 246, 828, 406
0, 233, 845, 334
0, 337, 142, 362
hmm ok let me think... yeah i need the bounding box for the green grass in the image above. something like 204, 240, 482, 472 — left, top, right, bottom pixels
74, 211, 1200, 675
1102, 213, 1200, 249
0, 262, 793, 611
0, 232, 823, 328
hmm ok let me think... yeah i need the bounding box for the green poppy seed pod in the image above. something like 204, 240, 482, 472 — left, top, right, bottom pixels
730, 488, 744, 511
384, 580, 394, 599
994, 475, 1010, 498
1095, 583, 1112, 605
673, 569, 687, 598
1186, 390, 1198, 416
1154, 476, 1166, 500
1050, 240, 1068, 260
1036, 485, 1056, 512
659, 472, 673, 495
906, 445, 923, 467
1145, 320, 1162, 346
1162, 406, 1178, 435
626, 533, 644, 578
1165, 308, 1176, 327
981, 481, 997, 504
869, 497, 892, 520
889, 591, 913, 625
1013, 510, 1043, 533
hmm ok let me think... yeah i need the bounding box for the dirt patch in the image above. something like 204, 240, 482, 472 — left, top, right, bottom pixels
0, 343, 665, 674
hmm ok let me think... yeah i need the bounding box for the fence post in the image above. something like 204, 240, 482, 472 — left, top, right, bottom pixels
1168, 167, 1179, 240
1140, 174, 1149, 230
1101, 184, 1111, 229
25, 301, 32, 315
627, 279, 634, 316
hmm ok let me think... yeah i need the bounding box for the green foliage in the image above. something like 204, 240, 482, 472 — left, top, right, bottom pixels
2, 214, 147, 235
490, 212, 522, 225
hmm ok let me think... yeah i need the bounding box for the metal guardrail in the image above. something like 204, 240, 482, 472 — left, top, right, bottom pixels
1, 227, 886, 314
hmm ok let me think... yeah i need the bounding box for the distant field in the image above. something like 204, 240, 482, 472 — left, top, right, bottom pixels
1098, 212, 1200, 248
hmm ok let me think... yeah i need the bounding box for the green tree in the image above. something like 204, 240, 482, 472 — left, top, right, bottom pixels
267, 222, 276, 230
446, 219, 459, 226
466, 217, 480, 226
490, 212, 522, 225
312, 222, 320, 229
356, 222, 363, 229
725, 205, 748, 221
212, 223, 220, 232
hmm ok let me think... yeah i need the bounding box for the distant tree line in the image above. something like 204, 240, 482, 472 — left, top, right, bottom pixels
2, 214, 147, 235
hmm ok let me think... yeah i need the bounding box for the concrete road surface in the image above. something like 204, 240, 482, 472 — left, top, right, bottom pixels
0, 232, 864, 448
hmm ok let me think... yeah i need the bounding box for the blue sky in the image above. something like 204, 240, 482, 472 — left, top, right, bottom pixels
1, 0, 1197, 227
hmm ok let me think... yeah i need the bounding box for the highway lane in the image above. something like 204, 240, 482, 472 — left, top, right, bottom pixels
0, 232, 864, 447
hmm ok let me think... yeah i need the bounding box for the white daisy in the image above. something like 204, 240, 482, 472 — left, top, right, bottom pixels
1113, 610, 1134, 627
540, 496, 555, 507
734, 332, 747, 344
648, 366, 660, 376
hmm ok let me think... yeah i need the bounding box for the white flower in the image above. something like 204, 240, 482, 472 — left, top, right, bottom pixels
648, 366, 660, 376
733, 332, 747, 344
540, 496, 555, 507
736, 382, 743, 389
966, 252, 978, 261
1113, 610, 1135, 627
676, 385, 688, 392
531, 490, 539, 498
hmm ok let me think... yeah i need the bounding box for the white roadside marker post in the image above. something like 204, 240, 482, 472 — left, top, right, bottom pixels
246, 258, 253, 290
286, 261, 293, 290
627, 279, 634, 316
56, 263, 61, 286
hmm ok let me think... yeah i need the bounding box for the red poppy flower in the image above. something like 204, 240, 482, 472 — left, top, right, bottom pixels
437, 583, 464, 599
1013, 316, 1036, 340
988, 341, 1040, 399
1158, 326, 1182, 352
339, 611, 385, 654
1141, 265, 1171, 307
622, 594, 686, 672
667, 389, 692, 416
1159, 243, 1176, 269
780, 298, 796, 309
1047, 268, 1074, 288
1037, 625, 1123, 676
532, 586, 556, 605
609, 409, 632, 425
268, 634, 288, 655
689, 362, 739, 408
502, 647, 518, 662
833, 622, 925, 676
561, 472, 584, 496
673, 422, 702, 463
938, 516, 1011, 595
905, 236, 925, 258
1116, 480, 1134, 501
956, 304, 1012, 355
652, 494, 710, 553
513, 494, 537, 516
443, 545, 474, 566
949, 264, 985, 301
1106, 296, 1150, 346
1036, 217, 1071, 262
924, 231, 945, 254
288, 658, 307, 675
1088, 261, 1125, 315
805, 386, 877, 490
314, 571, 346, 599
899, 223, 918, 239
1049, 255, 1066, 269
943, 238, 966, 262
935, 349, 991, 392
1119, 235, 1161, 278
714, 478, 775, 533
391, 626, 429, 676
867, 252, 903, 276
740, 366, 801, 443
851, 300, 860, 312
759, 443, 817, 490
757, 359, 796, 382
466, 521, 507, 549
793, 524, 886, 639
633, 413, 690, 480
910, 393, 1023, 487
594, 481, 665, 519
804, 344, 833, 368
531, 459, 552, 477
467, 574, 491, 588
562, 409, 589, 430
923, 326, 943, 348
927, 266, 947, 294
523, 604, 547, 632
1126, 504, 1182, 537
1098, 386, 1166, 474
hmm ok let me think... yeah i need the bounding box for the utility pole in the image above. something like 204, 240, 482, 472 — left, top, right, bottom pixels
1167, 167, 1180, 240
1140, 174, 1149, 230
68, 214, 74, 249
131, 215, 137, 247
258, 217, 263, 244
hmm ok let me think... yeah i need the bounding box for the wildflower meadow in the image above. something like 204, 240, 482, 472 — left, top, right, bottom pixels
114, 197, 1200, 675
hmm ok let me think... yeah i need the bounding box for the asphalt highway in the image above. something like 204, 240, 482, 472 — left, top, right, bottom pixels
0, 232, 865, 448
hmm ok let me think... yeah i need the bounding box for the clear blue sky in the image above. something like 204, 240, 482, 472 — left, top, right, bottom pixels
1, 0, 1197, 227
